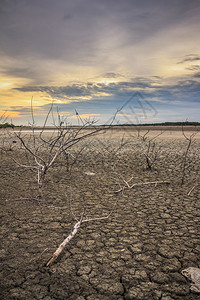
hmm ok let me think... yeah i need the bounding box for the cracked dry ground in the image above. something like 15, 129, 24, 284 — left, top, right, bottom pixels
0, 135, 200, 299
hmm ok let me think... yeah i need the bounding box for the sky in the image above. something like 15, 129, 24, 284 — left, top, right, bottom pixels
0, 0, 200, 126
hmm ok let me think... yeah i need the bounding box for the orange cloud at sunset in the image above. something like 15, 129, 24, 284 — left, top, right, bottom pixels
70, 114, 100, 119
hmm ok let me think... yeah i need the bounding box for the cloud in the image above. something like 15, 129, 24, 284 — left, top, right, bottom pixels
1, 0, 200, 79
12, 73, 200, 106
193, 72, 200, 78
63, 13, 73, 21
10, 73, 199, 122
70, 113, 100, 119
103, 72, 123, 78
186, 65, 200, 71
177, 54, 200, 64
13, 77, 154, 101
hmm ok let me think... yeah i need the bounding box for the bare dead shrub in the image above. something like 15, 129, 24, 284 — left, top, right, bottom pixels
181, 125, 199, 185
12, 103, 108, 191
139, 130, 164, 170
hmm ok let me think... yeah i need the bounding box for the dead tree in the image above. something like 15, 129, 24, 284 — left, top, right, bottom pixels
141, 130, 164, 170
12, 102, 118, 192
144, 140, 161, 170
181, 126, 198, 185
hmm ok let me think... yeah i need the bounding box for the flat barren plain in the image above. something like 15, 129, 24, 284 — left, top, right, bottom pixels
0, 127, 200, 300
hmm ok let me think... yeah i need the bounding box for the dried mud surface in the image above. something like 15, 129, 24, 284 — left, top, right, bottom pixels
0, 130, 200, 299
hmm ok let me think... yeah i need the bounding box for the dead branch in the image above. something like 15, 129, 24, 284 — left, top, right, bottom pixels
187, 184, 197, 196
181, 125, 198, 185
46, 190, 120, 267
141, 130, 150, 141
46, 219, 82, 266
142, 130, 165, 170
115, 180, 170, 193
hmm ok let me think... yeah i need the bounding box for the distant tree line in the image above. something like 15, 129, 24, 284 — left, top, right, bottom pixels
115, 121, 200, 127
0, 121, 199, 129
0, 123, 15, 128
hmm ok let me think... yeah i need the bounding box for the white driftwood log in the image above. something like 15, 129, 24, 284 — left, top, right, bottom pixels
46, 220, 81, 266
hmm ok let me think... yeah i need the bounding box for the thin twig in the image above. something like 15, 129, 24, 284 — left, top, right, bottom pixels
115, 180, 170, 193
187, 185, 197, 196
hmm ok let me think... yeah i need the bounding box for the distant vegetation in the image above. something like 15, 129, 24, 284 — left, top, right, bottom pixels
0, 122, 15, 128
0, 121, 199, 129
117, 121, 200, 126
